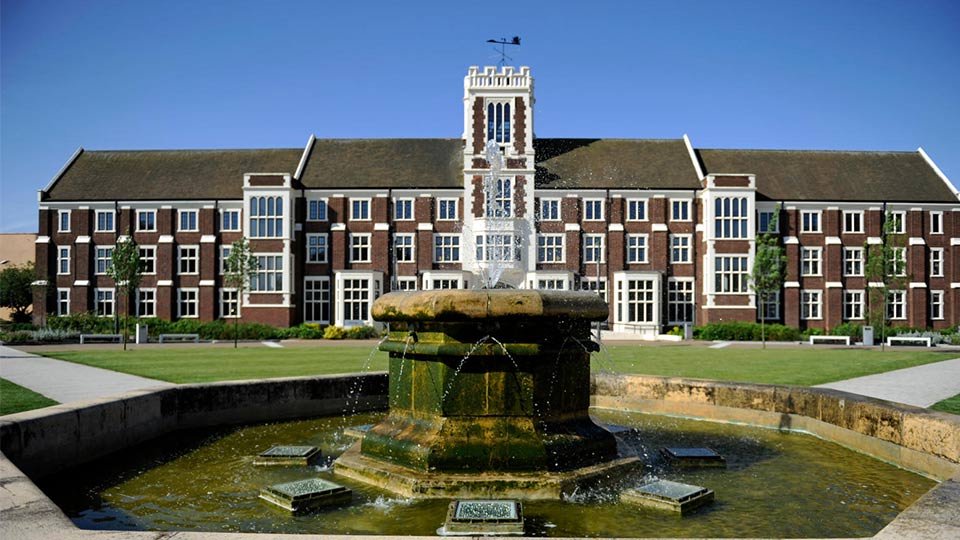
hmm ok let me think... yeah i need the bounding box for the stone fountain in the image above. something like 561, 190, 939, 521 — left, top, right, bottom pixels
333, 289, 639, 499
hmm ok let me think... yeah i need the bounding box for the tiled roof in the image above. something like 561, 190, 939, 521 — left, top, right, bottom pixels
44, 148, 302, 201
298, 139, 464, 189
698, 149, 957, 202
534, 139, 702, 190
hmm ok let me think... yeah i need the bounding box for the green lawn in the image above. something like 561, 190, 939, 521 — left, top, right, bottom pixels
931, 394, 960, 415
0, 378, 59, 415
41, 344, 951, 387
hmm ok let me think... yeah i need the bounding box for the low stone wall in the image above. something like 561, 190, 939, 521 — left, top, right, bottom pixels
593, 373, 960, 479
0, 373, 388, 479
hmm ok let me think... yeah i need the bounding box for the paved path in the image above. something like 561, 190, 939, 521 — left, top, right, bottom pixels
0, 345, 173, 405
816, 357, 960, 407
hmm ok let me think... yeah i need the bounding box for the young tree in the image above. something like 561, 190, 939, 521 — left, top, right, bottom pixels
224, 237, 259, 348
864, 212, 909, 350
0, 262, 36, 323
108, 235, 142, 350
750, 207, 786, 349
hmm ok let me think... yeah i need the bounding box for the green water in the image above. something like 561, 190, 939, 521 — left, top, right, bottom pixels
42, 410, 935, 537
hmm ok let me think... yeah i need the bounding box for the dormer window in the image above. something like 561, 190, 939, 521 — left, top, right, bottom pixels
487, 101, 511, 144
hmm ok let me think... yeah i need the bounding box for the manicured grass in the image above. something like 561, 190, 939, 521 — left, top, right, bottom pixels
42, 344, 951, 387
44, 346, 390, 384
0, 378, 59, 415
593, 346, 951, 386
930, 394, 960, 415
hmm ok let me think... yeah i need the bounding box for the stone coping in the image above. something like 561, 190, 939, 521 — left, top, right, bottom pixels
372, 289, 609, 322
1, 372, 958, 539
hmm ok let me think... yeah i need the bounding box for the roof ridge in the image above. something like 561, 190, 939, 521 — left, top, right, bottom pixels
85, 148, 302, 153
698, 147, 918, 155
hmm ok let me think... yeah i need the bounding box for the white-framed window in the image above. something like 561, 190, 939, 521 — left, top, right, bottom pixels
620, 278, 656, 323
393, 233, 415, 263
95, 246, 113, 275
584, 234, 605, 264
434, 234, 461, 262
539, 198, 560, 221
579, 276, 608, 302
670, 234, 691, 263
137, 288, 156, 318
930, 248, 944, 277
343, 277, 371, 323
537, 234, 564, 263
476, 234, 520, 262
136, 209, 156, 232
178, 210, 198, 232
801, 210, 821, 233
626, 234, 647, 264
306, 234, 328, 264
249, 195, 284, 237
888, 211, 905, 234
57, 288, 70, 316
843, 290, 864, 320
801, 290, 822, 320
431, 278, 460, 290
535, 279, 563, 290
843, 211, 863, 234
220, 288, 239, 318
139, 246, 156, 274
487, 178, 512, 218
715, 256, 748, 293
671, 199, 691, 222
667, 279, 695, 324
350, 234, 371, 263
178, 245, 198, 275
177, 288, 198, 318
760, 291, 780, 321
95, 210, 114, 232
95, 288, 114, 317
350, 199, 370, 221
757, 210, 778, 234
930, 290, 944, 320
715, 197, 747, 238
887, 290, 906, 320
57, 246, 71, 275
221, 209, 240, 231
487, 100, 512, 144
889, 247, 907, 277
801, 247, 822, 276
251, 254, 283, 292
438, 198, 458, 221
392, 276, 418, 291
303, 278, 330, 323
393, 198, 414, 221
627, 199, 647, 221
584, 199, 603, 221
844, 247, 863, 277
307, 199, 327, 221
930, 211, 943, 234
219, 246, 231, 274
58, 210, 71, 233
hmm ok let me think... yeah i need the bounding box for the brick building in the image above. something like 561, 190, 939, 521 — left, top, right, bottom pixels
32, 66, 960, 336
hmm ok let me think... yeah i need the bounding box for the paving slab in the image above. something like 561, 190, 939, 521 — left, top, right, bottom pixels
816, 358, 960, 408
0, 345, 173, 404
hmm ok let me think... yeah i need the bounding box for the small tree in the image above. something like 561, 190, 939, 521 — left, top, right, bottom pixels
864, 212, 909, 350
750, 207, 786, 349
108, 235, 142, 350
0, 262, 36, 323
224, 237, 259, 348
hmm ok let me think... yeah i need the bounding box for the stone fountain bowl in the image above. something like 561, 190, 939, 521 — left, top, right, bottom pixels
372, 289, 610, 323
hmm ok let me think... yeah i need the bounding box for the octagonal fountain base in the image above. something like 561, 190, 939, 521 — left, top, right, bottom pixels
334, 443, 640, 499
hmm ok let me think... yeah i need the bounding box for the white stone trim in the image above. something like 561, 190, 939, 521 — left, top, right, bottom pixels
331, 223, 347, 232
783, 236, 799, 245
951, 283, 960, 289
825, 236, 842, 245
565, 223, 581, 231
909, 282, 928, 289
31, 280, 48, 287
157, 280, 173, 287
909, 237, 926, 246
826, 282, 843, 288
868, 281, 886, 288
651, 223, 668, 232
74, 280, 90, 286
918, 146, 960, 201
952, 238, 960, 246
417, 223, 434, 231
683, 133, 705, 180
294, 134, 315, 181
199, 280, 216, 287
201, 235, 217, 244
75, 236, 91, 244
35, 236, 50, 244
158, 235, 174, 244
784, 281, 800, 288
374, 223, 390, 231
867, 237, 883, 245
695, 223, 705, 233
608, 223, 624, 232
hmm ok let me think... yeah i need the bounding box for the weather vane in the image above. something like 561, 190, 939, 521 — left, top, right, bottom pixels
487, 36, 521, 67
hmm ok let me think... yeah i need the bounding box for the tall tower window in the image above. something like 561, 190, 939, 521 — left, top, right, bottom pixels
487, 101, 511, 144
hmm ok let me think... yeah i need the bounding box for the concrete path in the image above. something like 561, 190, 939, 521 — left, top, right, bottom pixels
816, 357, 960, 408
0, 345, 173, 405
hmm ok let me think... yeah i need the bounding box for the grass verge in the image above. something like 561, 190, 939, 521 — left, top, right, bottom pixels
930, 394, 960, 415
39, 344, 951, 387
0, 378, 59, 415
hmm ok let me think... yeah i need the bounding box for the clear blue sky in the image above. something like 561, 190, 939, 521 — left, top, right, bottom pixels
2, 0, 958, 233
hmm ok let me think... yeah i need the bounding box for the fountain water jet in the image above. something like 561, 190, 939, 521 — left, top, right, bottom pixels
333, 289, 640, 499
